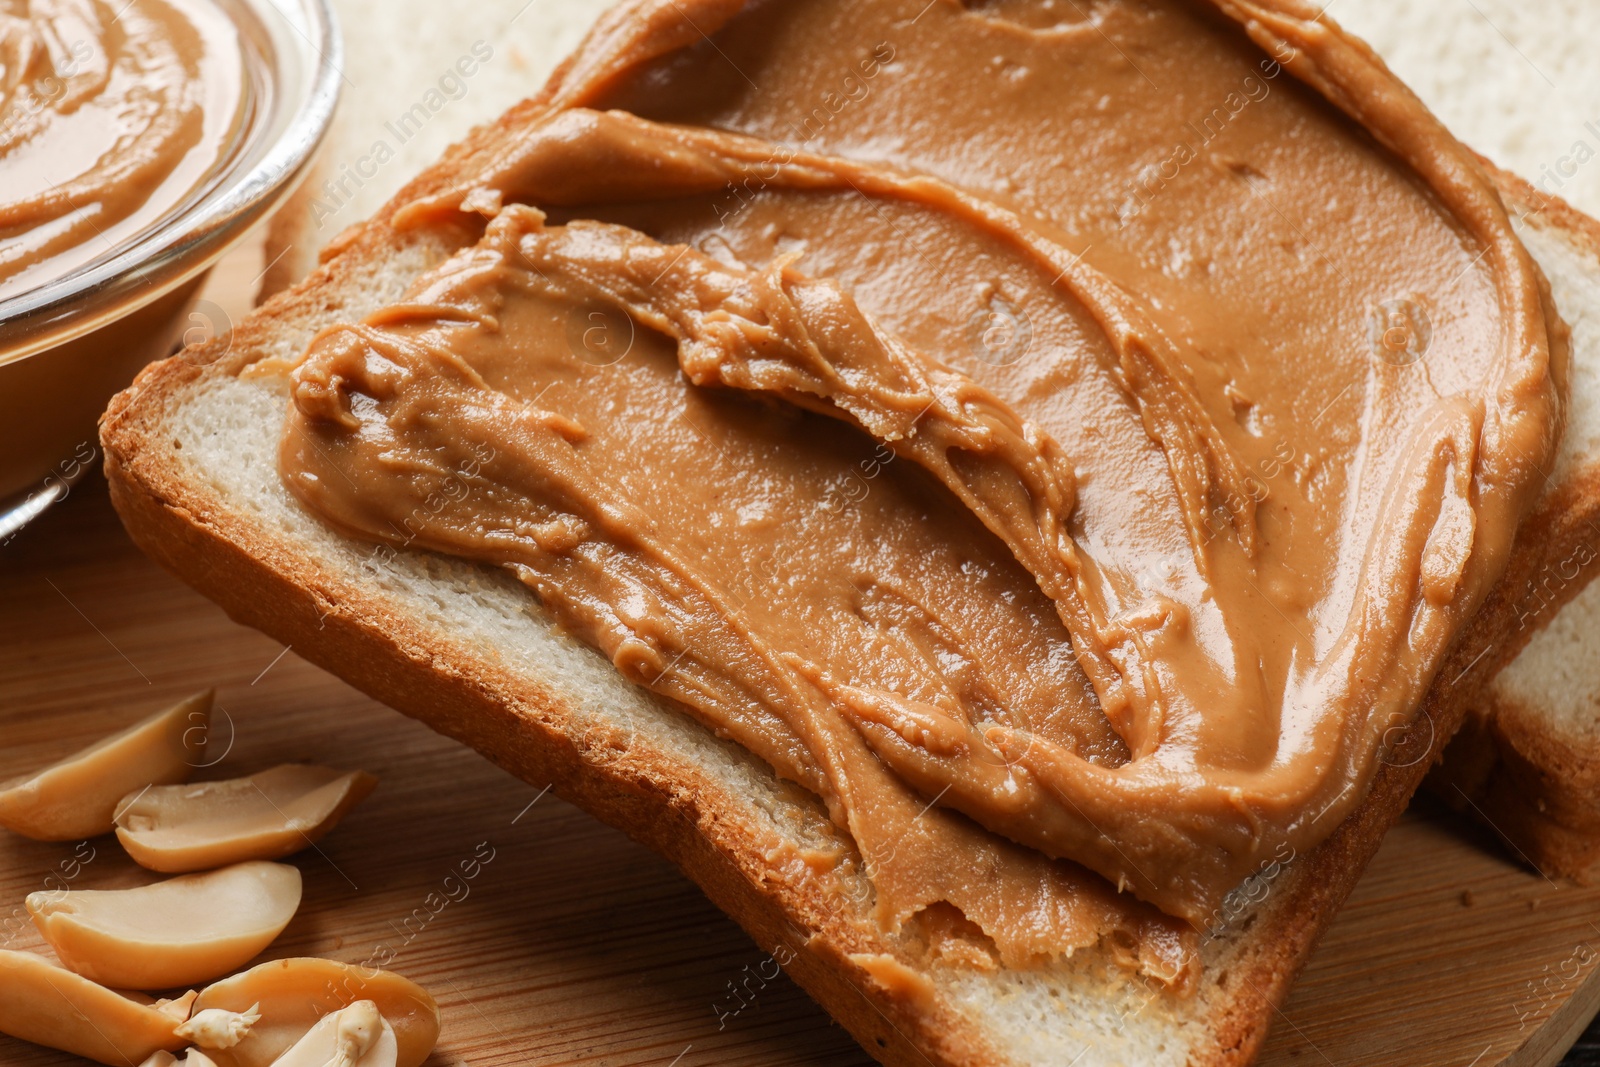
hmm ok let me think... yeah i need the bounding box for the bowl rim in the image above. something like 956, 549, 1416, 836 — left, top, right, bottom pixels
0, 0, 343, 367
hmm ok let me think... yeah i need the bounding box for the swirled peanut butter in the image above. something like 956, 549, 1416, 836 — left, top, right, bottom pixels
278, 0, 1564, 982
0, 0, 244, 298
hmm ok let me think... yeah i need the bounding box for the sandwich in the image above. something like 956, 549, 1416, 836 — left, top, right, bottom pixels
101, 0, 1582, 1062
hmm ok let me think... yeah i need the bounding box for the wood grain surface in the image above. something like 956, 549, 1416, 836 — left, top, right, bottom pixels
0, 241, 1597, 1067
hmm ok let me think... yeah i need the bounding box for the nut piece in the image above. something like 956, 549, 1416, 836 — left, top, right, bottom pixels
116, 764, 379, 873
329, 1001, 384, 1067
176, 1003, 263, 1049
27, 861, 302, 989
193, 958, 439, 1067
0, 949, 183, 1065
268, 1001, 397, 1067
0, 691, 212, 841
139, 1054, 179, 1067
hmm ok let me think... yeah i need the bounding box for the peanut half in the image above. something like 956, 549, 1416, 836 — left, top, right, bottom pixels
116, 764, 378, 872
0, 691, 212, 841
193, 958, 440, 1067
27, 861, 302, 989
0, 948, 183, 1065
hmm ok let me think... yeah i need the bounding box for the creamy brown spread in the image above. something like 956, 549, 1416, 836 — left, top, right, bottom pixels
0, 0, 244, 298
277, 0, 1565, 983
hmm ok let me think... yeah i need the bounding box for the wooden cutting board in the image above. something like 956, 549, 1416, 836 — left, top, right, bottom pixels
1, 241, 1598, 1067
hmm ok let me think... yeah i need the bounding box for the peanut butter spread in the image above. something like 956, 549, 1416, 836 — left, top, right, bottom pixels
0, 0, 243, 298
278, 0, 1564, 982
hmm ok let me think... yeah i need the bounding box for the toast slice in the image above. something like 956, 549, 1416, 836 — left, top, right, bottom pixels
98, 51, 1586, 1067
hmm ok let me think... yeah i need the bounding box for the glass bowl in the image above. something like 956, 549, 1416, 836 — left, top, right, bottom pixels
0, 0, 341, 541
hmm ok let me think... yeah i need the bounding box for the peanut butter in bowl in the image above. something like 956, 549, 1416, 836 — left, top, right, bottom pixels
0, 0, 247, 300
0, 0, 339, 531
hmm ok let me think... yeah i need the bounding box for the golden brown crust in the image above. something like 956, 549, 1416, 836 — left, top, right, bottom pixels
99, 94, 1576, 1067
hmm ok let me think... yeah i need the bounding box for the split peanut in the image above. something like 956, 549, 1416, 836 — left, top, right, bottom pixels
0, 704, 438, 1067
116, 764, 378, 872
26, 861, 303, 989
0, 691, 211, 840
0, 948, 183, 1065
193, 958, 440, 1067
